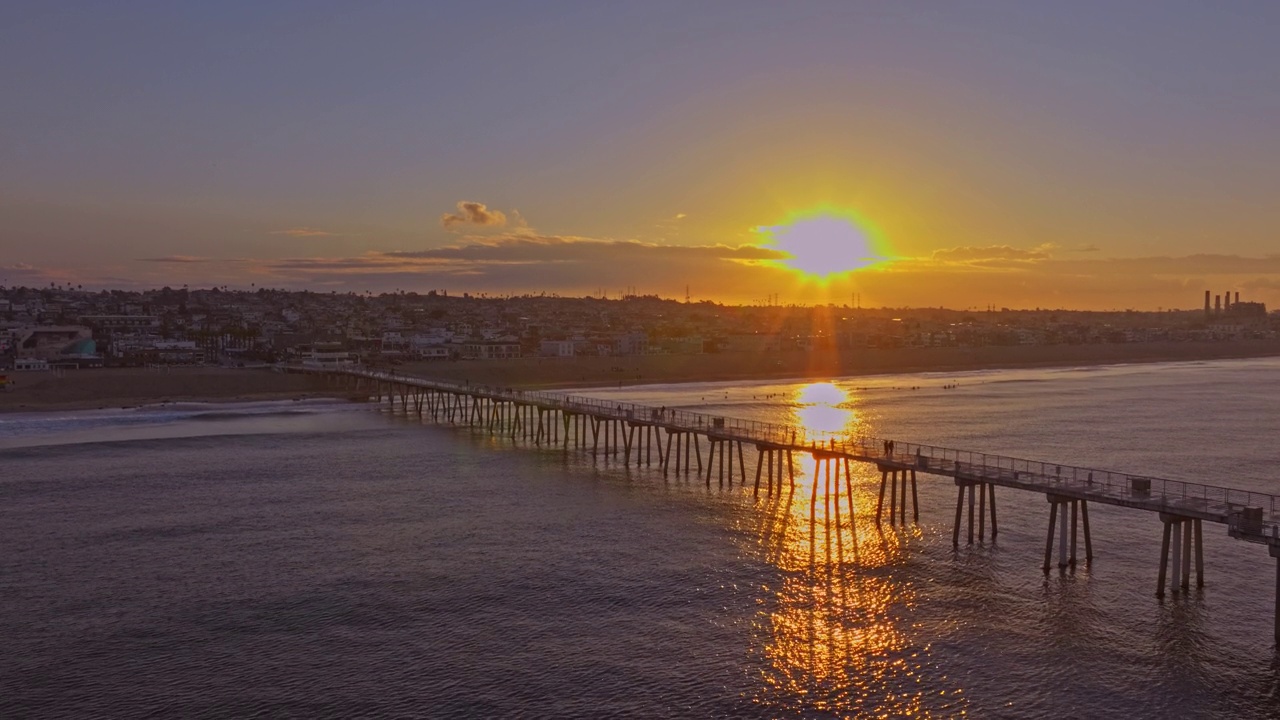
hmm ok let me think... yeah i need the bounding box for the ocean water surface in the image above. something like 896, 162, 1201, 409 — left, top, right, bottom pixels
3, 358, 1280, 717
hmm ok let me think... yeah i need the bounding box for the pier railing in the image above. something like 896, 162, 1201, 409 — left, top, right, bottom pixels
328, 366, 1280, 542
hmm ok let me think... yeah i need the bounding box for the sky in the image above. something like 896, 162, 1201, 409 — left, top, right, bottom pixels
3, 1, 1280, 309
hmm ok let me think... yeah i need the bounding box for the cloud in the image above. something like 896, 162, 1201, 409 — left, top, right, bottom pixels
440, 201, 507, 230
675, 213, 687, 220
0, 262, 150, 289
930, 244, 1054, 263
1049, 253, 1280, 276
388, 234, 785, 263
261, 254, 459, 273
271, 227, 335, 237
1240, 277, 1280, 291
136, 255, 210, 263
0, 262, 64, 282
241, 236, 790, 297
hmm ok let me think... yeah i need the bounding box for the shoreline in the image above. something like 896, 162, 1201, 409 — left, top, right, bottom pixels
0, 392, 347, 415
2, 340, 1278, 412
542, 351, 1270, 391
0, 367, 341, 414
400, 339, 1280, 391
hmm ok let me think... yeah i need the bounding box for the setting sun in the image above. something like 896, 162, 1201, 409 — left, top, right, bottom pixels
757, 210, 889, 282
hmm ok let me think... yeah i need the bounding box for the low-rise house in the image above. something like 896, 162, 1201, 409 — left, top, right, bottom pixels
614, 331, 648, 355
461, 340, 521, 360
539, 340, 575, 357
79, 315, 161, 332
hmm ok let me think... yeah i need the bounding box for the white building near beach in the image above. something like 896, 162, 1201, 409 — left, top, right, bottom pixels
301, 349, 356, 369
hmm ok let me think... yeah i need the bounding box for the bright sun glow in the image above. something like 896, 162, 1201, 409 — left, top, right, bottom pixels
757, 208, 889, 282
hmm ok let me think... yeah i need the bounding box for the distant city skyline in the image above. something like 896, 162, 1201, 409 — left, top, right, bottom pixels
5, 2, 1280, 309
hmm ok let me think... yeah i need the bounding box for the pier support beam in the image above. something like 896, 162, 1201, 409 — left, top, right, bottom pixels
1043, 498, 1059, 572
1080, 499, 1091, 561
952, 485, 964, 547
1059, 500, 1070, 568
877, 467, 919, 527
952, 480, 996, 546
911, 469, 919, 524
1043, 495, 1088, 572
844, 459, 858, 550
661, 430, 675, 475
705, 439, 717, 487
747, 445, 757, 497
1157, 513, 1204, 597
891, 470, 900, 525
1270, 544, 1280, 643
877, 470, 889, 525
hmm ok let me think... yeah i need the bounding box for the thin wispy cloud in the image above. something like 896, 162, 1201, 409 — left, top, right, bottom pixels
0, 262, 144, 289
655, 212, 689, 235
271, 227, 336, 237
241, 236, 789, 297
1049, 254, 1280, 275
441, 201, 507, 230
388, 235, 785, 263
0, 261, 71, 282
930, 244, 1054, 263
136, 255, 211, 263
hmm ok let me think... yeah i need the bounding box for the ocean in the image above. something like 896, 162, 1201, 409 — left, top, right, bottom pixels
3, 358, 1280, 718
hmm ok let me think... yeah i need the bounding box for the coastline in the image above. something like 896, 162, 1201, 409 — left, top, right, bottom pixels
401, 339, 1280, 390
2, 339, 1278, 412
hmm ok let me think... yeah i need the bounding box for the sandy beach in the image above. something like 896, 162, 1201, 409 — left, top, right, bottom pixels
0, 367, 333, 413
2, 339, 1278, 412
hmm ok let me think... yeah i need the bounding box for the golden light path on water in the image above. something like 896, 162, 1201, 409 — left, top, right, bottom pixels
745, 382, 967, 716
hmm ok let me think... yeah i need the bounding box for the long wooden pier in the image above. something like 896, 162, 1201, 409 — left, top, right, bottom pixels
300, 365, 1280, 641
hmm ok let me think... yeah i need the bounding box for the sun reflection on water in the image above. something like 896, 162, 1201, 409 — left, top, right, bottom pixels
743, 382, 966, 716
793, 382, 861, 440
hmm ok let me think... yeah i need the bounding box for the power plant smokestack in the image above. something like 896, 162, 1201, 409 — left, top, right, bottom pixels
1224, 290, 1231, 311
1216, 295, 1222, 313
1235, 291, 1240, 305
1205, 290, 1212, 316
